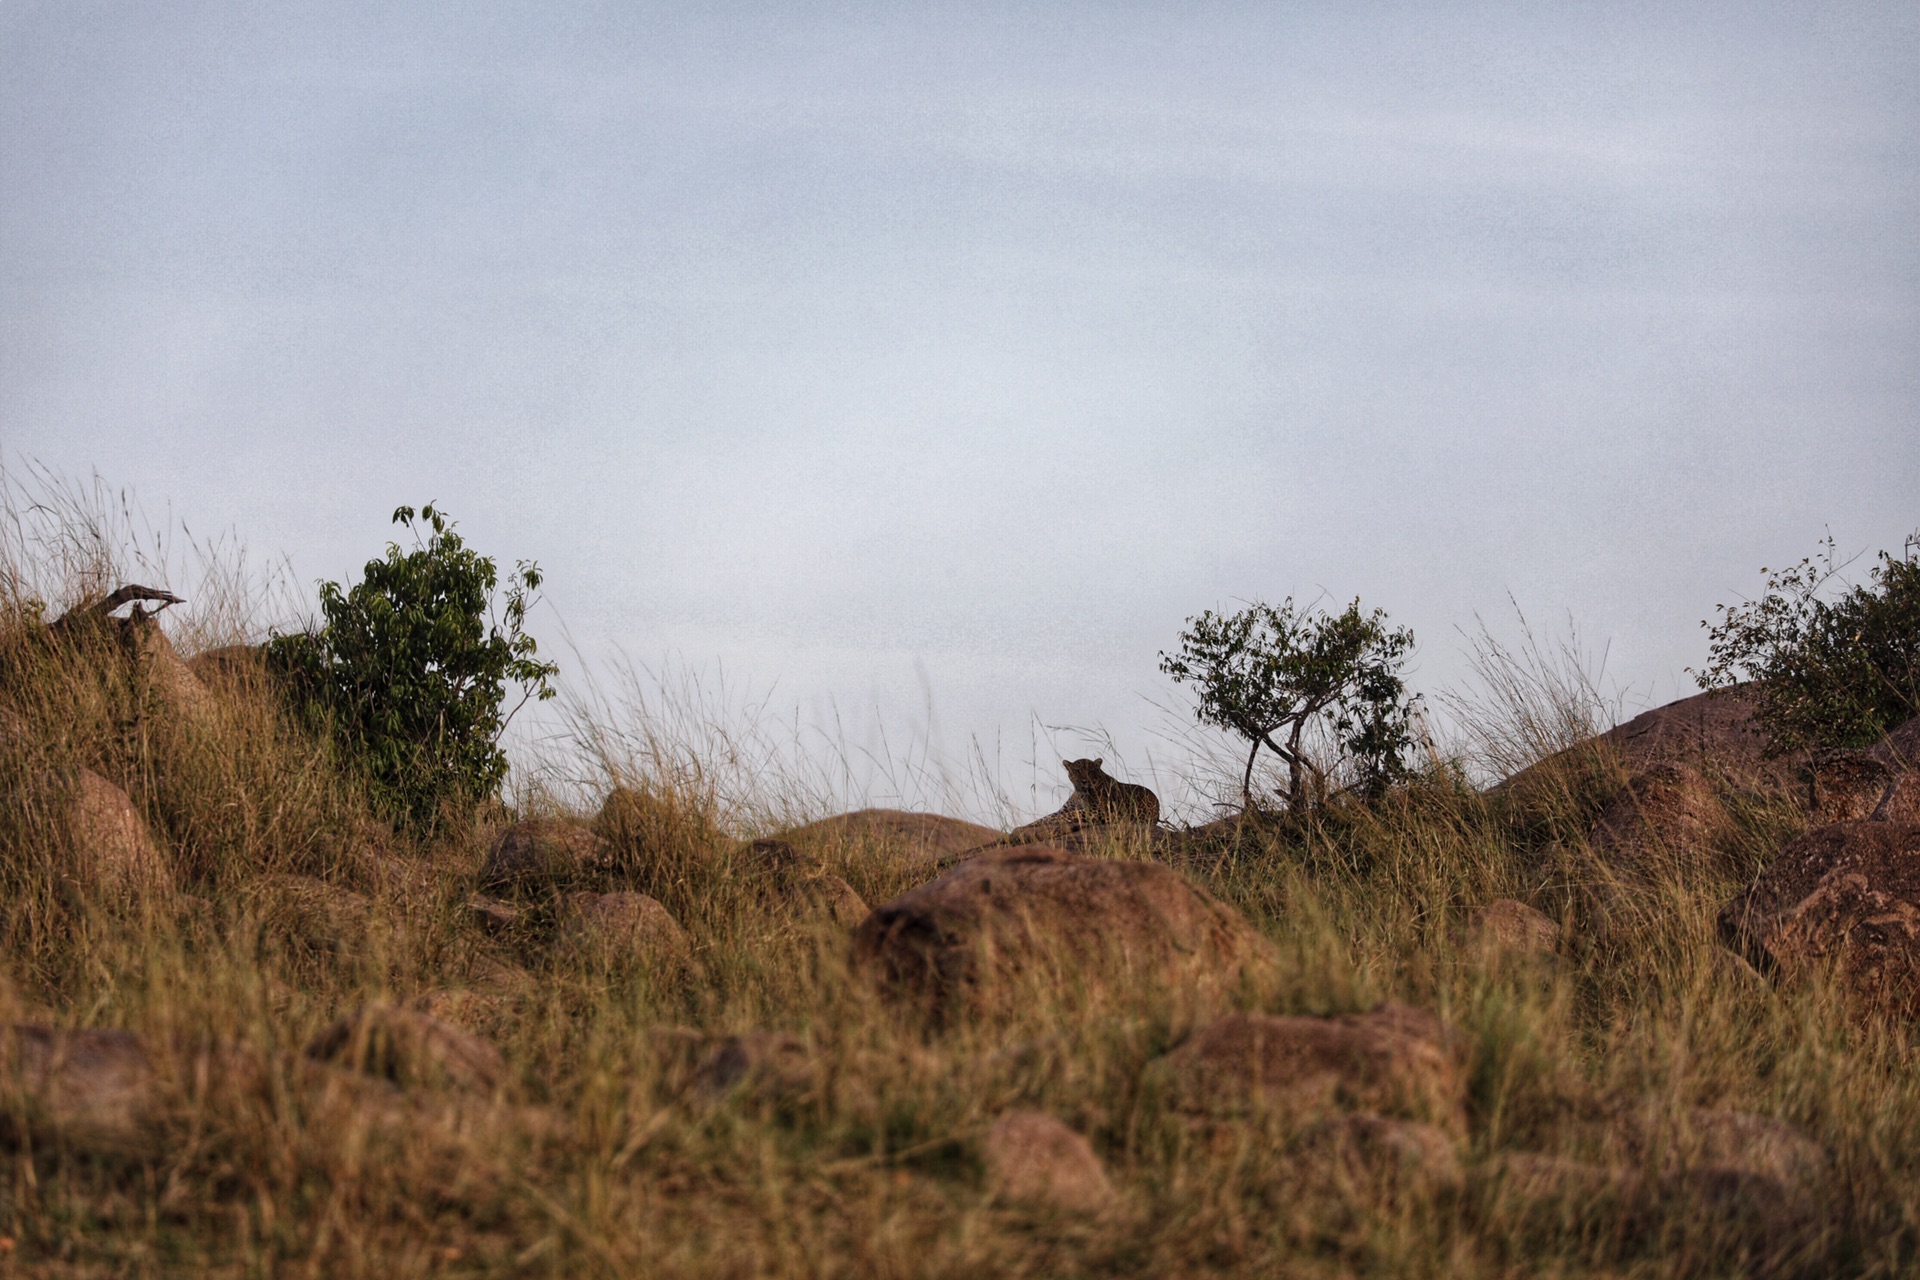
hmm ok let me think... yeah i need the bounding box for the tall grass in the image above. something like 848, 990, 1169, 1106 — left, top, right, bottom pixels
0, 474, 1914, 1277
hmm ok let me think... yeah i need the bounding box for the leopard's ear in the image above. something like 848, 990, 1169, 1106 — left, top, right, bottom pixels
1094, 757, 1103, 768
1061, 759, 1072, 769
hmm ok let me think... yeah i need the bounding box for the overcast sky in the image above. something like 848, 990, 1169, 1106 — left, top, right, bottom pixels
3, 2, 1916, 818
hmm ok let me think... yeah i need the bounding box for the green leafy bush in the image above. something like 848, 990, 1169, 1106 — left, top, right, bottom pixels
1696, 531, 1920, 755
271, 504, 557, 828
1160, 597, 1419, 811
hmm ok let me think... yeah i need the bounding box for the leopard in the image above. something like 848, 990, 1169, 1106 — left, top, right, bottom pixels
1059, 757, 1161, 826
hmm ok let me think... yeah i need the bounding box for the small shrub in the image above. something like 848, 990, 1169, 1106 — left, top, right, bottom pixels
1160, 597, 1419, 811
1695, 530, 1920, 755
270, 503, 557, 829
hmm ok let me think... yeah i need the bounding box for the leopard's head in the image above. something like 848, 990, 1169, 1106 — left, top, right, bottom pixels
1062, 758, 1106, 790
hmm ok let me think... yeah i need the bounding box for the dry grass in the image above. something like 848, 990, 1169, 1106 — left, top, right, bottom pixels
1, 480, 1917, 1278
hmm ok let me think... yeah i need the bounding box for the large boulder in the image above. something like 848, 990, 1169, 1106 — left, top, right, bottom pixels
0, 1025, 158, 1154
851, 846, 1274, 1020
1718, 820, 1920, 1015
981, 1110, 1114, 1215
1588, 762, 1734, 879
64, 767, 173, 899
1589, 687, 1802, 791
560, 890, 692, 964
479, 817, 605, 896
1150, 1003, 1467, 1130
778, 809, 1005, 873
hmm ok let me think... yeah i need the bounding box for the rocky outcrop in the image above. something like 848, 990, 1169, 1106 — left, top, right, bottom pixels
65, 767, 173, 899
1588, 762, 1735, 878
740, 839, 869, 928
1718, 820, 1920, 1015
561, 891, 691, 963
1589, 687, 1801, 791
776, 809, 1005, 873
0, 1025, 158, 1154
480, 818, 605, 896
1150, 1003, 1466, 1130
981, 1110, 1113, 1215
305, 1003, 508, 1094
851, 846, 1274, 1021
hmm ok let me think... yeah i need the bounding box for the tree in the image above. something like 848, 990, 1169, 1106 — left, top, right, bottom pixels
271, 503, 558, 829
1160, 597, 1419, 812
1694, 531, 1920, 755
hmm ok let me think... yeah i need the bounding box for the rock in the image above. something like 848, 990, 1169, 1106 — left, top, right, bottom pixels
1873, 771, 1920, 823
653, 1028, 819, 1107
255, 875, 371, 955
1463, 899, 1560, 960
981, 1110, 1114, 1215
851, 845, 1275, 1021
305, 1003, 508, 1094
1868, 713, 1920, 770
1297, 1113, 1465, 1195
185, 642, 269, 688
742, 841, 869, 928
1592, 687, 1803, 791
1675, 1109, 1828, 1191
777, 809, 1006, 873
561, 891, 691, 963
795, 874, 869, 928
1589, 763, 1732, 878
65, 767, 172, 898
1152, 1003, 1466, 1130
1718, 820, 1920, 1015
1808, 750, 1897, 824
0, 1025, 157, 1154
479, 817, 605, 896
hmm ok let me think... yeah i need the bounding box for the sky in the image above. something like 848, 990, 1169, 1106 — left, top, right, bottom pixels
3, 1, 1916, 820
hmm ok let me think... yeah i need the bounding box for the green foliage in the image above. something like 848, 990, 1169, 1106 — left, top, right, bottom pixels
270, 503, 557, 828
1695, 530, 1920, 755
1160, 597, 1419, 811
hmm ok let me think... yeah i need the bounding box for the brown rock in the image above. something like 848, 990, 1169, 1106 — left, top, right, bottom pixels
1154, 1003, 1466, 1129
778, 809, 1006, 873
1868, 714, 1920, 770
851, 845, 1274, 1021
741, 839, 869, 927
1463, 899, 1561, 959
562, 891, 691, 963
185, 642, 268, 689
1872, 771, 1920, 823
305, 1002, 508, 1094
1676, 1109, 1828, 1190
1589, 762, 1733, 877
1808, 750, 1897, 824
796, 873, 869, 928
66, 767, 172, 898
1592, 687, 1802, 790
480, 817, 605, 895
0, 1025, 157, 1154
981, 1110, 1113, 1215
1719, 820, 1920, 1015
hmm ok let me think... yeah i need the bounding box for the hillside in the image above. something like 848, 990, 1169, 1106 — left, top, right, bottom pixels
3, 579, 1920, 1278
